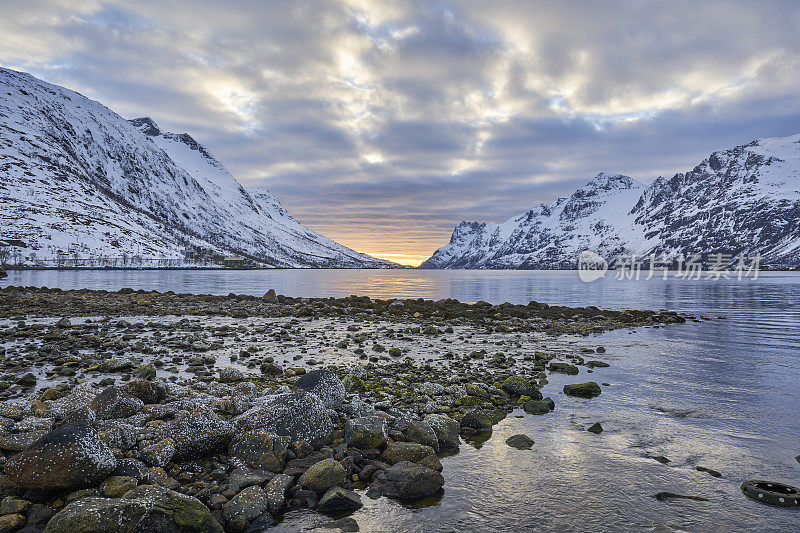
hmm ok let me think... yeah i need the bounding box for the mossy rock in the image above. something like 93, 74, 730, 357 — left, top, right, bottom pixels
563, 382, 601, 398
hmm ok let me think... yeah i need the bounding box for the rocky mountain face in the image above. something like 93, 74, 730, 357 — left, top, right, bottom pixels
0, 67, 389, 268
422, 136, 800, 269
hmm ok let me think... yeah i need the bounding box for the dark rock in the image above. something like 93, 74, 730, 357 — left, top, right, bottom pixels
120, 380, 166, 404
523, 397, 554, 415
228, 429, 290, 472
587, 422, 603, 434
15, 373, 37, 387
344, 416, 387, 450
316, 486, 363, 512
423, 414, 460, 449
505, 434, 534, 450
89, 387, 144, 420
549, 362, 579, 375
293, 370, 345, 409
297, 458, 346, 493
43, 484, 222, 532
263, 474, 292, 515
370, 461, 444, 500
653, 491, 709, 501
235, 392, 333, 448
695, 466, 722, 478
406, 420, 439, 452
5, 423, 116, 490
459, 408, 493, 430
111, 459, 148, 481
222, 486, 269, 531
155, 410, 233, 461
501, 376, 539, 397
563, 382, 601, 398
380, 442, 441, 471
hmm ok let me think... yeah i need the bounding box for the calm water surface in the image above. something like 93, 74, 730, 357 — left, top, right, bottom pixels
4, 269, 800, 532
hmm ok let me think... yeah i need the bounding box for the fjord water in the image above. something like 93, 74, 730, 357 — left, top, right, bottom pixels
4, 269, 800, 532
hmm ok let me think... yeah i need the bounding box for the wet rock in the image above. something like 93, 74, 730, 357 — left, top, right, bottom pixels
263, 474, 293, 515
298, 458, 346, 493
370, 461, 444, 500
120, 380, 166, 404
459, 408, 494, 430
219, 367, 245, 383
0, 513, 25, 531
0, 430, 48, 453
653, 491, 709, 502
319, 517, 359, 532
99, 358, 135, 373
111, 459, 148, 481
380, 442, 442, 471
344, 416, 387, 450
406, 420, 439, 452
501, 376, 539, 397
587, 422, 603, 434
549, 362, 579, 375
235, 392, 333, 448
695, 466, 722, 478
228, 429, 290, 472
43, 484, 222, 533
89, 387, 144, 420
5, 422, 116, 490
244, 512, 276, 532
563, 382, 602, 398
155, 410, 233, 461
423, 414, 460, 449
139, 438, 176, 468
294, 370, 345, 409
15, 373, 36, 387
523, 397, 554, 415
263, 289, 278, 302
316, 486, 363, 512
505, 434, 534, 450
222, 486, 269, 531
99, 476, 138, 498
0, 495, 30, 515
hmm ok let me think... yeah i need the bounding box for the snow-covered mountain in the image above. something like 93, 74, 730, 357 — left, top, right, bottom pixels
0, 67, 390, 268
421, 136, 800, 269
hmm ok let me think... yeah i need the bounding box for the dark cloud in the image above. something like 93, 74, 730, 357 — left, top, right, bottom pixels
2, 0, 799, 264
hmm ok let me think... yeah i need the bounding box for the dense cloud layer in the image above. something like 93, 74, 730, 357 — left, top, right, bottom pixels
3, 0, 799, 264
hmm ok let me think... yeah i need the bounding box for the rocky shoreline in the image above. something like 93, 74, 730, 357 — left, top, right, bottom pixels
0, 287, 687, 532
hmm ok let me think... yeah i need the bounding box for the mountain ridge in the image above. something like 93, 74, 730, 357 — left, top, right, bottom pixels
0, 67, 391, 268
421, 135, 800, 269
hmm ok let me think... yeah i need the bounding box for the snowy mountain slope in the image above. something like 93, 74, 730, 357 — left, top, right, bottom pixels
0, 67, 389, 267
422, 137, 800, 269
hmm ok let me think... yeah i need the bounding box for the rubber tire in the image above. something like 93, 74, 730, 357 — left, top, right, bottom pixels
741, 480, 800, 507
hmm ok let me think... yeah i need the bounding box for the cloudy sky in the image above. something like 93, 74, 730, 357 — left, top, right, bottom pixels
3, 1, 800, 265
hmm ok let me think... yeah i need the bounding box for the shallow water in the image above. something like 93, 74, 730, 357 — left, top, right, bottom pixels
3, 269, 800, 531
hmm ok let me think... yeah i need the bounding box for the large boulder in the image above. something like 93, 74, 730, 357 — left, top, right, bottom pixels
5, 422, 116, 490
380, 442, 442, 471
423, 414, 460, 448
90, 387, 144, 420
228, 429, 290, 472
370, 461, 444, 500
563, 382, 602, 398
42, 485, 222, 533
154, 409, 233, 461
523, 397, 555, 415
234, 392, 333, 447
344, 416, 387, 449
294, 370, 345, 409
406, 420, 439, 452
297, 458, 346, 493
